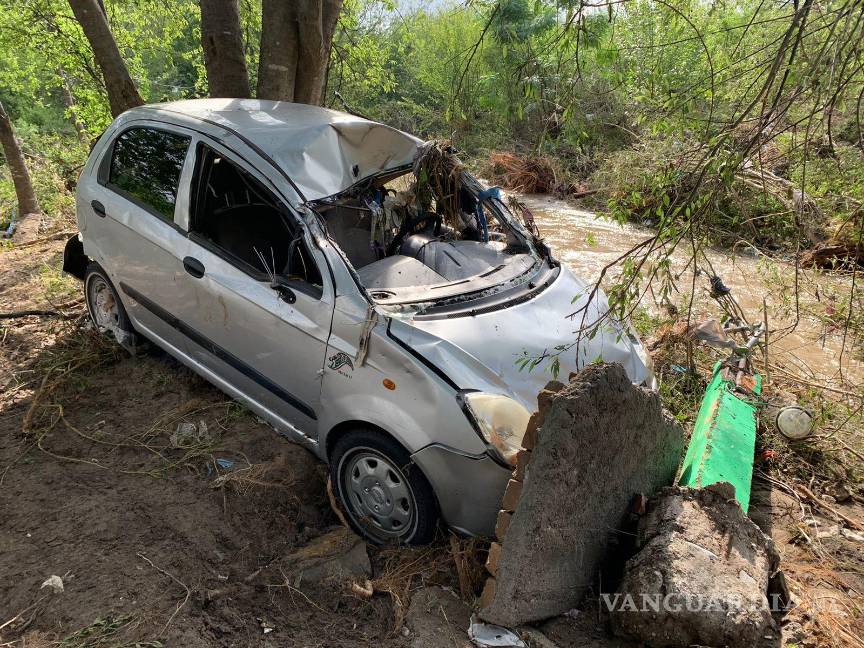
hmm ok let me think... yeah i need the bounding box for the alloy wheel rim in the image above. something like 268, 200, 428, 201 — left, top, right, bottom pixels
340, 448, 416, 541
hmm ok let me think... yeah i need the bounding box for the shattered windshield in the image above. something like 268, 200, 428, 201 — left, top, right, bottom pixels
311, 142, 543, 305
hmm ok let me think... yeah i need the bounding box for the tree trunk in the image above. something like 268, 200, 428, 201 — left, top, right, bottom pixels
59, 70, 89, 142
256, 0, 343, 105
68, 0, 143, 117
0, 101, 41, 218
200, 0, 251, 98
257, 0, 299, 102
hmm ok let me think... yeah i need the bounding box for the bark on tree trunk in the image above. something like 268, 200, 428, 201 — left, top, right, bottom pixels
68, 0, 143, 117
59, 70, 89, 142
0, 101, 41, 218
200, 0, 251, 98
256, 0, 343, 105
257, 0, 299, 102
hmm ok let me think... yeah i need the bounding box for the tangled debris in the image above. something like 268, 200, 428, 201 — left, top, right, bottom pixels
482, 151, 562, 195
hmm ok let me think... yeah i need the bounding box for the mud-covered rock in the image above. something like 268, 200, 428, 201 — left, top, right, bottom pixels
405, 586, 472, 648
281, 526, 370, 585
480, 363, 685, 626
610, 484, 781, 648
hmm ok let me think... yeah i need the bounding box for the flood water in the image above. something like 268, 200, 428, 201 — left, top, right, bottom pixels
523, 194, 863, 387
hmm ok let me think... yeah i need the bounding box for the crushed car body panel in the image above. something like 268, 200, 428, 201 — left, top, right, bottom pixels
388, 265, 654, 410
143, 98, 421, 203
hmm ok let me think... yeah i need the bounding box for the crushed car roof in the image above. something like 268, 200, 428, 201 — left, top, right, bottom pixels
133, 98, 421, 202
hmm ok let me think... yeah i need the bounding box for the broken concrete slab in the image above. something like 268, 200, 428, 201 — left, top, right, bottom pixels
281, 526, 370, 586
480, 363, 685, 626
610, 484, 781, 648
405, 586, 472, 648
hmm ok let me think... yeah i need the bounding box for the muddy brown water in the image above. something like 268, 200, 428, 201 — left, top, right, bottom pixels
522, 194, 864, 386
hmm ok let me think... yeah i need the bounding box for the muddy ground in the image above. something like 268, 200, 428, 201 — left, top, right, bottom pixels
2, 233, 863, 647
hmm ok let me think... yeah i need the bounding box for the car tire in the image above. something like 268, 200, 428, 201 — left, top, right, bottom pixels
84, 262, 141, 353
331, 429, 439, 545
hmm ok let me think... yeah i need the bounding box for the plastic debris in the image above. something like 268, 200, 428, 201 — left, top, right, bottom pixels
40, 575, 64, 593
685, 319, 737, 350
206, 457, 235, 476
170, 420, 210, 448
468, 615, 526, 648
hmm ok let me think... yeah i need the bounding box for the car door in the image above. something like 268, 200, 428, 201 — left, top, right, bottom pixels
81, 122, 197, 356
166, 139, 335, 440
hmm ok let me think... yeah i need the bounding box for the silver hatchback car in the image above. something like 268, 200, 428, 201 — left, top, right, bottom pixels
64, 99, 654, 544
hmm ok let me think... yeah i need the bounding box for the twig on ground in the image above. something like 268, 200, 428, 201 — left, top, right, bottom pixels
136, 552, 191, 637
795, 484, 864, 530
449, 534, 473, 601
0, 309, 75, 320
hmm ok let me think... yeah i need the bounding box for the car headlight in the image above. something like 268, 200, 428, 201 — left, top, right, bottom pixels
460, 392, 531, 465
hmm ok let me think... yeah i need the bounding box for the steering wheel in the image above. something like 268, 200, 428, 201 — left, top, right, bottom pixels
386, 211, 443, 256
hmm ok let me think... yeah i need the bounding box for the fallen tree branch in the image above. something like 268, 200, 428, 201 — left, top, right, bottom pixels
795, 483, 864, 530
9, 231, 76, 248
0, 309, 75, 320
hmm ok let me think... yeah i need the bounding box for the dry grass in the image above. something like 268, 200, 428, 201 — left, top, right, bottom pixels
482, 151, 563, 194
211, 458, 300, 496
368, 535, 484, 634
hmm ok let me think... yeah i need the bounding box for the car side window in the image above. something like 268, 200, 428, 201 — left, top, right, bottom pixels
107, 127, 191, 221
189, 144, 323, 292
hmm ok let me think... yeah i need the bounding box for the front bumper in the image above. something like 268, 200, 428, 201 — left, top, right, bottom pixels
410, 443, 511, 536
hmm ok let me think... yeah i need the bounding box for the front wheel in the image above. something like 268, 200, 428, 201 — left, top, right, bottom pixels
331, 429, 439, 545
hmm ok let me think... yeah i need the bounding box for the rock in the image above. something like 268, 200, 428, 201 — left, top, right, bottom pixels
40, 574, 64, 593
610, 484, 781, 648
538, 614, 636, 648
281, 527, 370, 586
405, 586, 472, 648
517, 626, 559, 648
829, 482, 852, 503
479, 363, 684, 626
11, 211, 41, 244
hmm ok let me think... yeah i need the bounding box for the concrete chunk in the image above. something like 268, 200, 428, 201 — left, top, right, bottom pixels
486, 542, 502, 576
406, 586, 472, 648
495, 510, 512, 539
610, 484, 781, 648
501, 479, 523, 512
513, 449, 531, 482
479, 363, 684, 626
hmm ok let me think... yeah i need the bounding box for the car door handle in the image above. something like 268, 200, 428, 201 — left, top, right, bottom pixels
91, 200, 106, 217
183, 256, 205, 278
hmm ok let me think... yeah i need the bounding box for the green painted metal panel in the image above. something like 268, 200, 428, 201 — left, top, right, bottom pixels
678, 362, 761, 512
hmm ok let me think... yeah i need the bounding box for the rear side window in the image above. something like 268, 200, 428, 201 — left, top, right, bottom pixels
108, 127, 190, 220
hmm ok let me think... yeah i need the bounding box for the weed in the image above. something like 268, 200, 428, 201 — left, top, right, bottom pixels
56, 615, 161, 648
39, 262, 79, 301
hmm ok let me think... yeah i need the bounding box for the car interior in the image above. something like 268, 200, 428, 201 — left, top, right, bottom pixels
189, 145, 322, 287
312, 170, 537, 297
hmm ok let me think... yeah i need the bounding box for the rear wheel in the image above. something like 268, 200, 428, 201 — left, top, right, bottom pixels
331, 429, 438, 545
84, 262, 141, 352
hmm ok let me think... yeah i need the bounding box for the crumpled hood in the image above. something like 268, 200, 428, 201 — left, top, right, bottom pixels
389, 266, 653, 410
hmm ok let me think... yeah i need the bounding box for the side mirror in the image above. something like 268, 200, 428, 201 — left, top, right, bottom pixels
270, 277, 297, 304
